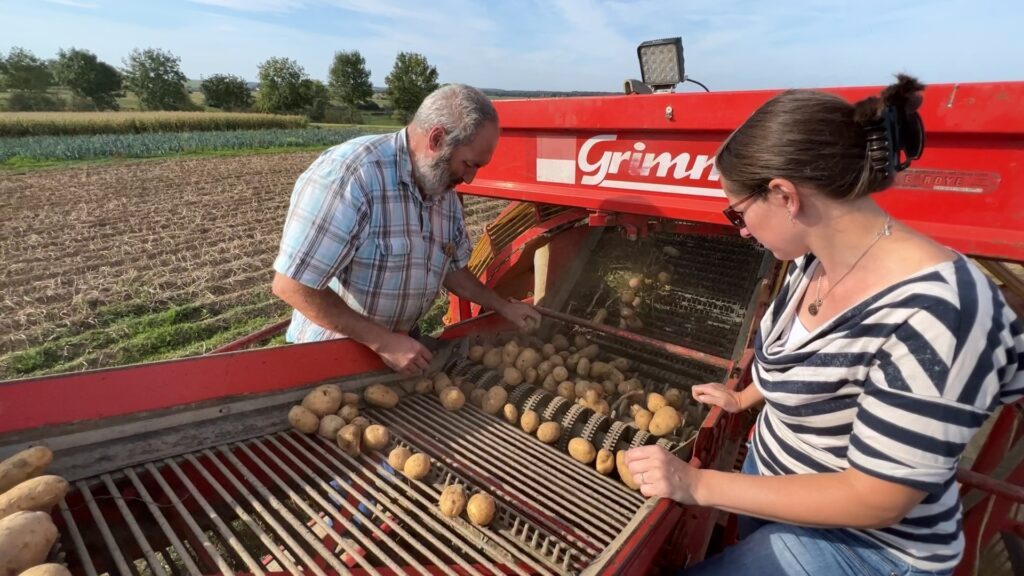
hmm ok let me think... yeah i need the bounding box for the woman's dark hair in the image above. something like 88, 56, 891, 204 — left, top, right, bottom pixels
715, 74, 925, 201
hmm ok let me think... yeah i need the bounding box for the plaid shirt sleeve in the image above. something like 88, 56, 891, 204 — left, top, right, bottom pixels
273, 154, 371, 290
451, 212, 472, 271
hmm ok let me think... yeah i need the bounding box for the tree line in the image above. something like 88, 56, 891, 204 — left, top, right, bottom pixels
0, 46, 440, 122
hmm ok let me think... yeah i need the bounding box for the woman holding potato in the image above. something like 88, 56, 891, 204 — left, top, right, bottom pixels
624, 76, 1024, 575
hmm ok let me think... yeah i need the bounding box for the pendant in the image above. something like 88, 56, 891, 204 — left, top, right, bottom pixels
808, 301, 820, 316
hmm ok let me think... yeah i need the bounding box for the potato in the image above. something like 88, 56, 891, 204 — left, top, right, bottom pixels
388, 446, 412, 470
466, 492, 496, 526
620, 307, 636, 319
649, 406, 682, 437
362, 424, 390, 451
501, 341, 520, 366
602, 381, 617, 396
647, 392, 668, 413
502, 404, 519, 424
19, 564, 72, 576
568, 438, 596, 464
502, 367, 524, 386
607, 368, 625, 385
438, 484, 467, 518
349, 416, 370, 432
301, 384, 343, 417
520, 410, 540, 434
0, 447, 52, 496
468, 345, 485, 362
564, 353, 580, 371
595, 449, 614, 475
318, 415, 346, 440
551, 334, 570, 351
576, 357, 591, 377
481, 386, 508, 415
657, 271, 672, 284
288, 405, 319, 434
536, 422, 561, 444
403, 453, 431, 480
482, 348, 503, 369
583, 388, 603, 405
574, 380, 592, 398
592, 308, 608, 324
619, 378, 643, 395
552, 366, 569, 383
617, 451, 640, 490
664, 388, 685, 409
439, 387, 466, 411
0, 511, 58, 576
338, 404, 359, 422
460, 379, 476, 398
470, 388, 488, 408
524, 367, 539, 385
336, 424, 362, 456
556, 381, 576, 402
634, 408, 653, 431
619, 289, 636, 305
548, 354, 565, 367
663, 245, 681, 257
541, 343, 557, 357
339, 392, 359, 406
591, 399, 610, 416
609, 357, 630, 371
432, 373, 454, 395
0, 475, 68, 522
365, 384, 399, 409
514, 348, 541, 372
535, 361, 553, 380
628, 276, 642, 289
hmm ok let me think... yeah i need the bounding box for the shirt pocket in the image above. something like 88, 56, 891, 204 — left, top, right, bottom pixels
372, 236, 414, 291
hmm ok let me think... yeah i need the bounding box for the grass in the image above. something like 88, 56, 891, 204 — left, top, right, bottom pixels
0, 111, 308, 137
0, 144, 331, 172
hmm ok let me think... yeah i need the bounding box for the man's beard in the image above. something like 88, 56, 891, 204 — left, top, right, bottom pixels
414, 148, 455, 197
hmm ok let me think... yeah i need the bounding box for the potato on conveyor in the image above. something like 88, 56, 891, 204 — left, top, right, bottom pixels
649, 406, 682, 437
595, 449, 614, 475
551, 366, 569, 383
542, 343, 557, 357
336, 424, 361, 456
620, 289, 635, 304
349, 416, 370, 432
439, 387, 466, 411
403, 453, 431, 480
341, 392, 360, 406
0, 446, 52, 496
414, 378, 434, 395
551, 334, 570, 351
388, 446, 412, 470
288, 405, 319, 434
501, 341, 520, 366
628, 276, 642, 289
432, 373, 453, 395
362, 424, 390, 451
301, 384, 343, 417
19, 564, 72, 576
664, 388, 685, 409
482, 348, 503, 369
576, 357, 590, 377
568, 438, 596, 464
536, 422, 561, 444
657, 271, 672, 284
468, 345, 485, 362
318, 415, 346, 440
616, 451, 640, 490
502, 404, 518, 424
524, 366, 538, 385
467, 492, 496, 526
634, 408, 654, 432
0, 475, 69, 521
502, 366, 524, 386
647, 392, 668, 413
481, 386, 508, 415
663, 245, 681, 257
470, 388, 487, 408
520, 410, 540, 434
364, 384, 399, 409
556, 381, 576, 402
338, 404, 359, 422
438, 484, 467, 518
0, 511, 58, 576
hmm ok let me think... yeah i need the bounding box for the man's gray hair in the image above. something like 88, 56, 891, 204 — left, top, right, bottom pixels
412, 84, 498, 149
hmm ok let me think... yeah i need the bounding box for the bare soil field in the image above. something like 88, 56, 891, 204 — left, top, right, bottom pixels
0, 152, 507, 379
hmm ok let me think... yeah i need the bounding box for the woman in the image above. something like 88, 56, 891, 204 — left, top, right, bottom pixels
624, 75, 1024, 575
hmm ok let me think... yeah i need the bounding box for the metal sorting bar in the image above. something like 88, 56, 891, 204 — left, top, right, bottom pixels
537, 306, 733, 370
100, 473, 168, 576
221, 443, 356, 575
58, 500, 98, 576
123, 467, 203, 576
144, 461, 234, 575
75, 480, 134, 576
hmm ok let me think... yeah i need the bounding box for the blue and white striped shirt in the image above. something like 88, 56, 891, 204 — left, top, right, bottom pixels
273, 129, 472, 342
752, 254, 1024, 571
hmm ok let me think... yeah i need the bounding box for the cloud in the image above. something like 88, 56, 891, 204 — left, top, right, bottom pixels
43, 0, 99, 8
186, 0, 307, 13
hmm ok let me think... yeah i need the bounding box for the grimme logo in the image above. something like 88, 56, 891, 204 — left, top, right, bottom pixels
535, 134, 725, 198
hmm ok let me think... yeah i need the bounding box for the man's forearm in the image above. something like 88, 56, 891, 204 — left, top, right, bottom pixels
443, 267, 508, 311
271, 273, 390, 351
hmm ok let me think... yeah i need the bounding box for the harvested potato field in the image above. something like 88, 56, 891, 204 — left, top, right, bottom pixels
0, 152, 507, 380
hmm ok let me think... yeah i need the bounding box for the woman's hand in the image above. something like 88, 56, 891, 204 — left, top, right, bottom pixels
691, 382, 743, 413
624, 445, 703, 504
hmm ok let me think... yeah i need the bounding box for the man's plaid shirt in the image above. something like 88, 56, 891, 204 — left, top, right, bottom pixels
273, 129, 472, 342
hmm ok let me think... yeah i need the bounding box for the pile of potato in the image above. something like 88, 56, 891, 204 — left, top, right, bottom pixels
437, 484, 496, 527
287, 384, 399, 458
462, 329, 695, 490
0, 446, 72, 576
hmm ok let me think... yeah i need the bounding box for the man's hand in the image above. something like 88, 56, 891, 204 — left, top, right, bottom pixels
372, 332, 433, 375
498, 299, 541, 332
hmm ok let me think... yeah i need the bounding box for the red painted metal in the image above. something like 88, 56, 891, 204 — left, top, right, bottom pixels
209, 318, 290, 354
536, 306, 734, 370
957, 467, 1024, 504
0, 338, 386, 435
460, 82, 1024, 262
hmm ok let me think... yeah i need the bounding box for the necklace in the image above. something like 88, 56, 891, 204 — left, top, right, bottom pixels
808, 214, 893, 316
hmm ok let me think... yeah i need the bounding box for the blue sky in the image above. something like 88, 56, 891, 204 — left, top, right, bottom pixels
1, 0, 1021, 92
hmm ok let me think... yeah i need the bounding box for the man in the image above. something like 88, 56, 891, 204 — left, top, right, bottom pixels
272, 84, 540, 374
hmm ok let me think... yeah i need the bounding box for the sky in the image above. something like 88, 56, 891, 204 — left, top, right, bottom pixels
1, 0, 1021, 93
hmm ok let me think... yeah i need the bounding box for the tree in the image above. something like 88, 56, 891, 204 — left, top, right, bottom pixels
0, 47, 53, 92
385, 52, 439, 123
328, 50, 373, 108
255, 57, 309, 114
200, 74, 253, 110
122, 48, 190, 110
300, 78, 330, 121
52, 48, 123, 110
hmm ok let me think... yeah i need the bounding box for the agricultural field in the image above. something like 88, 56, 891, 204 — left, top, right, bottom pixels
0, 152, 508, 380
